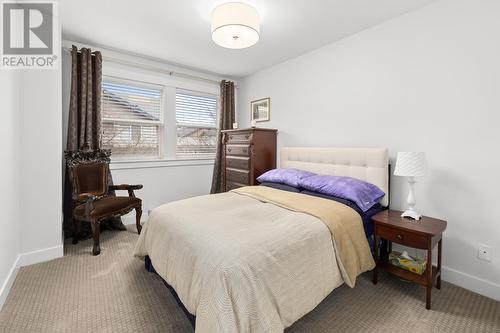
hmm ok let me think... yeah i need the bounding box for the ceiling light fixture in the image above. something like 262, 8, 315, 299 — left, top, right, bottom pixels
211, 2, 260, 49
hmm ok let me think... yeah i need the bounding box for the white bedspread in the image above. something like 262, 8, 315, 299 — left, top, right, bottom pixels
134, 192, 345, 333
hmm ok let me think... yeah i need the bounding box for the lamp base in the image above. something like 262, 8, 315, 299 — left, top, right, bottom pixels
401, 209, 422, 221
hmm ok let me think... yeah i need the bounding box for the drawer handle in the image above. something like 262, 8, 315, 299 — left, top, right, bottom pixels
230, 136, 234, 140
396, 234, 403, 240
245, 135, 250, 139
242, 149, 247, 153
228, 148, 232, 152
241, 176, 246, 181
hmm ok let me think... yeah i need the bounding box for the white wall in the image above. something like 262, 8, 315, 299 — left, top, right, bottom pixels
0, 56, 63, 311
110, 163, 213, 217
18, 69, 63, 256
0, 8, 63, 310
0, 61, 62, 310
0, 71, 21, 308
238, 0, 500, 299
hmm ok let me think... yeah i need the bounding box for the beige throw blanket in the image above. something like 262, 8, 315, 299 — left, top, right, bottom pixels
135, 187, 374, 332
232, 186, 375, 287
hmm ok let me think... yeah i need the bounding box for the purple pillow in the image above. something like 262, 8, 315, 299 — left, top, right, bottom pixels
298, 175, 385, 212
257, 168, 316, 188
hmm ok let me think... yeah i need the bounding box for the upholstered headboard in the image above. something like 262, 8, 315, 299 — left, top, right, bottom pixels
280, 147, 390, 207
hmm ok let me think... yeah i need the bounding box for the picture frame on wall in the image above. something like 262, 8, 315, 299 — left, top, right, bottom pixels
251, 97, 271, 122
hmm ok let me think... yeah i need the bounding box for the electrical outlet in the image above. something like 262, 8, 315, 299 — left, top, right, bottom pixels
477, 245, 492, 262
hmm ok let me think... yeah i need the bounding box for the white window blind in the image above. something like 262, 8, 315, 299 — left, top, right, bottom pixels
176, 90, 218, 159
102, 79, 163, 159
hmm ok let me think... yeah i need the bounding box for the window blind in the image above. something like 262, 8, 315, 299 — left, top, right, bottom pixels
176, 91, 217, 126
176, 91, 218, 158
102, 80, 164, 159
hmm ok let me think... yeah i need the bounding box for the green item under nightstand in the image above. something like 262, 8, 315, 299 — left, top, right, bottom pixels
389, 251, 427, 275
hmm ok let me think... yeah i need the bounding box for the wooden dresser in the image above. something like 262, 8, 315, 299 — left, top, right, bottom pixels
221, 128, 277, 192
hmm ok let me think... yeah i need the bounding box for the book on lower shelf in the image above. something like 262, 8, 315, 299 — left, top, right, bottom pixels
388, 251, 427, 275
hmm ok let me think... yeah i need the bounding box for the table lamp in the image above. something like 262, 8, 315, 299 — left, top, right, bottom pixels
394, 152, 427, 220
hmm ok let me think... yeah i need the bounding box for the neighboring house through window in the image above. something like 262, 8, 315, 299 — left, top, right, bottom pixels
102, 79, 163, 159
176, 90, 218, 159
101, 75, 218, 161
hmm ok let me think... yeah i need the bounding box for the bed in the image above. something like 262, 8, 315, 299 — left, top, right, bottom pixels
134, 147, 389, 333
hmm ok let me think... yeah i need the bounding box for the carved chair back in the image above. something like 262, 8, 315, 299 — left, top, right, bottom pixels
72, 163, 108, 197
65, 149, 113, 201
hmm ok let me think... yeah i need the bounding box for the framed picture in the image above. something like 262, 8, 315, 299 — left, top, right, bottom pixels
251, 97, 271, 122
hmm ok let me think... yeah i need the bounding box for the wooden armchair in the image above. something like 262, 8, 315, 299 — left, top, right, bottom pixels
66, 149, 142, 255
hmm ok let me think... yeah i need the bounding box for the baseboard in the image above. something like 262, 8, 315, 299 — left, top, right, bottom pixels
442, 266, 500, 302
17, 245, 64, 268
0, 245, 63, 311
393, 244, 500, 301
0, 255, 20, 311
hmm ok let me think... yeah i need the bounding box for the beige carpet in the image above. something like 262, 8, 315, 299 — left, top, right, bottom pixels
0, 227, 498, 333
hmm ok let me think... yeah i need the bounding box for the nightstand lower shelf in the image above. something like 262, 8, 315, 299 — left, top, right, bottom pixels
378, 260, 440, 287
373, 236, 444, 310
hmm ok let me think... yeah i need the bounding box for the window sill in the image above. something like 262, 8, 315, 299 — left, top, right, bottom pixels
110, 158, 215, 170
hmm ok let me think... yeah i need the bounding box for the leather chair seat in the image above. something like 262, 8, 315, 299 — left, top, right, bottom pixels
75, 196, 141, 219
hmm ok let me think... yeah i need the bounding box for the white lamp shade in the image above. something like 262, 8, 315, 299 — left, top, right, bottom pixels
211, 2, 260, 49
394, 152, 427, 177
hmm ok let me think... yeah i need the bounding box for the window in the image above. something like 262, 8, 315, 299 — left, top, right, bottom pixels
102, 79, 164, 159
176, 90, 218, 159
100, 67, 220, 163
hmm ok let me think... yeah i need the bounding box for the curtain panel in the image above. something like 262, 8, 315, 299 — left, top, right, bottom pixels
210, 80, 235, 194
67, 45, 103, 150
63, 46, 124, 238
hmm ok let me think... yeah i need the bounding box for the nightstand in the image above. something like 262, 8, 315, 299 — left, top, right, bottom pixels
372, 210, 447, 310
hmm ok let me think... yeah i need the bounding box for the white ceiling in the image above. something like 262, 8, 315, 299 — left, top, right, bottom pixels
60, 0, 435, 78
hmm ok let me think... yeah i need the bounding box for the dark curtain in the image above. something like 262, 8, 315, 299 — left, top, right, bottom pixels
210, 80, 235, 194
66, 45, 102, 150
63, 45, 123, 239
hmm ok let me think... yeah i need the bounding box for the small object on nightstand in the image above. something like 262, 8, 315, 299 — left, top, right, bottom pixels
394, 152, 428, 220
372, 209, 447, 310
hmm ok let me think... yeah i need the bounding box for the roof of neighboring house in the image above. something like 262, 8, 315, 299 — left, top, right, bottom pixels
102, 88, 160, 121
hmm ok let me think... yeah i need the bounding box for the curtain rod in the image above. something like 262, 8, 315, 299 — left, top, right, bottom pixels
62, 47, 229, 86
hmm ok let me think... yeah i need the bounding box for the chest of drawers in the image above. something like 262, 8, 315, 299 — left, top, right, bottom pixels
221, 128, 277, 192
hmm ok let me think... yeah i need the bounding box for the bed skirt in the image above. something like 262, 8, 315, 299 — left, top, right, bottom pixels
144, 255, 196, 329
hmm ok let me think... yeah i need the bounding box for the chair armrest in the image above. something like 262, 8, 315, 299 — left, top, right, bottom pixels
75, 193, 97, 217
109, 184, 143, 198
109, 184, 143, 191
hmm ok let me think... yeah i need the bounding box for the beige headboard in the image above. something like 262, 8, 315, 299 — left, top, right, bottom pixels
280, 147, 390, 207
